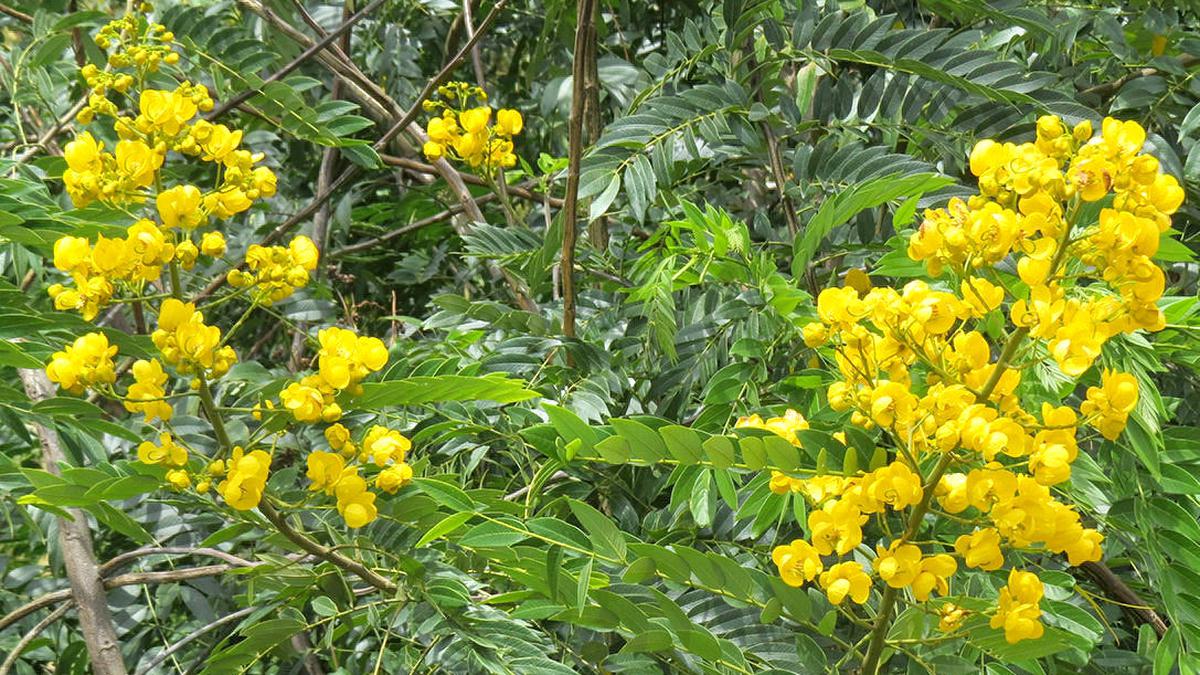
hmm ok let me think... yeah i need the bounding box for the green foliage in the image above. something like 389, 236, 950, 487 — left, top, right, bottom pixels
2, 0, 1200, 674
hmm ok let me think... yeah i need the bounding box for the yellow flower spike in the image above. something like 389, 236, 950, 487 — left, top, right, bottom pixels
771, 539, 823, 587
818, 561, 872, 605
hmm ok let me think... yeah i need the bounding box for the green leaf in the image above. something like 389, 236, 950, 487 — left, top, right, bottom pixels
568, 499, 628, 562
792, 173, 955, 276
356, 375, 539, 408
412, 477, 476, 512
416, 512, 475, 547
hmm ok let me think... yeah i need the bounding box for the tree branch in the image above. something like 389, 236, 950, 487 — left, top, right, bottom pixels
17, 369, 127, 675
134, 606, 257, 675
208, 0, 386, 120
1080, 54, 1199, 98
258, 500, 397, 593
0, 601, 74, 675
1078, 561, 1169, 638
560, 0, 597, 339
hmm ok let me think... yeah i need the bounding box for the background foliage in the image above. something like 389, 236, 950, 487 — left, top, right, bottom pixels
2, 0, 1200, 673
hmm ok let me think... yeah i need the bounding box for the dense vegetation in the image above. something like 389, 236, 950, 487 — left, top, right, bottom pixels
2, 0, 1200, 673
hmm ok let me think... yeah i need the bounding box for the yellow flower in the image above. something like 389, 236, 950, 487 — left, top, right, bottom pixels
64, 131, 103, 173
45, 332, 118, 395
423, 141, 445, 161
137, 433, 187, 466
174, 239, 199, 269
495, 109, 523, 136
362, 425, 411, 466
124, 358, 173, 422
459, 106, 492, 133
861, 462, 923, 512
53, 236, 93, 276
325, 423, 352, 450
280, 382, 326, 423
315, 327, 388, 391
166, 469, 191, 490
306, 451, 346, 495
808, 499, 864, 556
193, 232, 224, 259
156, 185, 204, 230
138, 88, 197, 135
911, 554, 957, 601
937, 603, 966, 633
376, 463, 413, 494
873, 540, 922, 588
334, 470, 377, 528
218, 446, 271, 510
114, 139, 163, 188
960, 277, 1004, 317
772, 539, 823, 587
955, 528, 1004, 570
818, 561, 872, 605
1080, 370, 1138, 440
990, 569, 1044, 644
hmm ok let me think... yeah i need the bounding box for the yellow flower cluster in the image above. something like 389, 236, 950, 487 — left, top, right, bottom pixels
77, 5, 180, 125
151, 299, 237, 378
421, 82, 523, 175
45, 332, 118, 395
279, 327, 388, 423
226, 235, 319, 304
218, 446, 271, 510
48, 220, 175, 320
909, 116, 1178, 377
305, 423, 413, 528
123, 358, 173, 422
764, 115, 1171, 645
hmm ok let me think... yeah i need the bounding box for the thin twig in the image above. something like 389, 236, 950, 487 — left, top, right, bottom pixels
1080, 54, 1199, 98
207, 0, 386, 120
381, 154, 563, 206
461, 0, 487, 88
0, 602, 74, 675
134, 606, 257, 675
259, 500, 397, 593
0, 3, 32, 23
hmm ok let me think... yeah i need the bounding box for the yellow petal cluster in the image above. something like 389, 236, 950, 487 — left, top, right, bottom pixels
45, 332, 118, 395
218, 446, 271, 510
279, 327, 388, 423
421, 82, 522, 175
151, 298, 237, 377
227, 235, 320, 304
48, 220, 176, 319
764, 115, 1176, 645
123, 358, 173, 422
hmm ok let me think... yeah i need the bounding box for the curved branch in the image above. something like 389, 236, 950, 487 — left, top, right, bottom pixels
0, 602, 74, 675
134, 606, 257, 675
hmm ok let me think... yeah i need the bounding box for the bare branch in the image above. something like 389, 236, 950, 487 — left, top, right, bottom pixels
560, 0, 598, 339
134, 606, 257, 675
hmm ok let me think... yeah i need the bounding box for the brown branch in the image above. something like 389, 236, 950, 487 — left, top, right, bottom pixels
461, 0, 487, 89
207, 0, 386, 120
17, 369, 127, 675
134, 606, 257, 675
1080, 54, 1200, 98
0, 3, 31, 23
0, 564, 240, 635
0, 602, 73, 675
560, 0, 597, 339
1078, 561, 1169, 638
99, 546, 261, 575
582, 0, 607, 250
330, 199, 486, 258
258, 500, 397, 593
